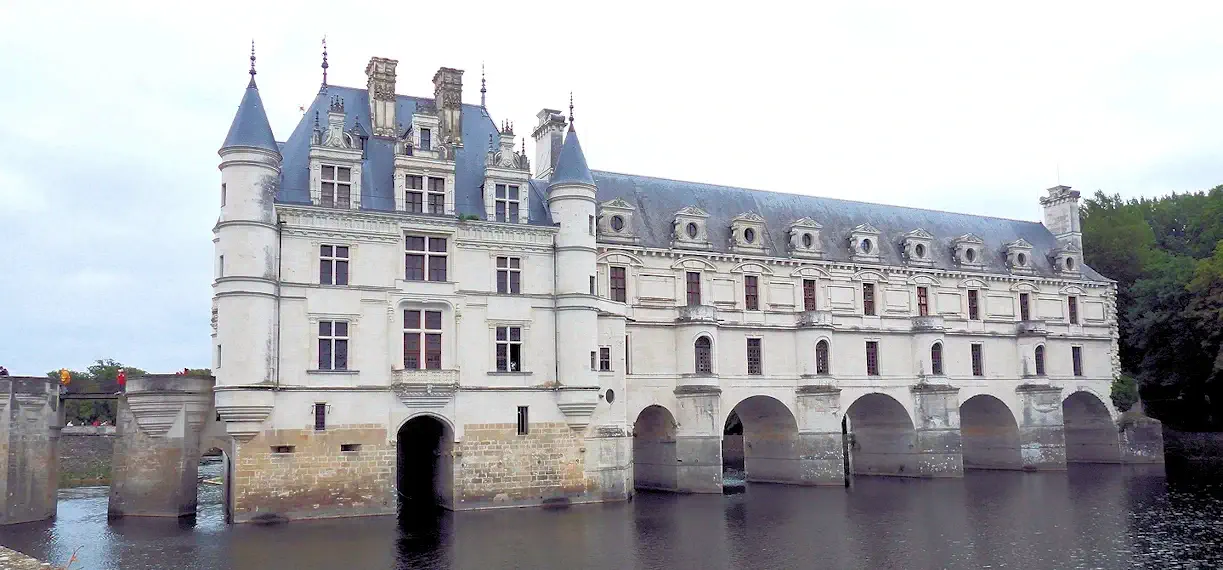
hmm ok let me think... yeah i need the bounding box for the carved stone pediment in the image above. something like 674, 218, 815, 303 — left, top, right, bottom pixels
1050, 242, 1083, 276
729, 212, 767, 253
903, 228, 935, 267
599, 199, 638, 241
672, 207, 711, 250
789, 218, 823, 258
850, 223, 882, 263
953, 234, 986, 268
1005, 238, 1035, 274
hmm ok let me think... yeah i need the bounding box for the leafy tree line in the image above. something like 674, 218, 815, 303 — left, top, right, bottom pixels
47, 359, 211, 425
1083, 187, 1223, 430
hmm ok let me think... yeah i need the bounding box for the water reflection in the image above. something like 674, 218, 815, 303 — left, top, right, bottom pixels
2, 463, 1221, 569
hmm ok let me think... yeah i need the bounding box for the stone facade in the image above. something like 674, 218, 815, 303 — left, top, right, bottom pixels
0, 376, 60, 526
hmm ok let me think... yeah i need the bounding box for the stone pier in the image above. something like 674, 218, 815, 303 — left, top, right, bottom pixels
0, 376, 61, 526
1016, 384, 1068, 469
108, 374, 214, 518
911, 384, 964, 477
672, 387, 723, 493
794, 385, 847, 485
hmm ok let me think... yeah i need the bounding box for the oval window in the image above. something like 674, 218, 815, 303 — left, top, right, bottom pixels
1066, 257, 1075, 270
611, 215, 625, 232
604, 389, 615, 404
1016, 252, 1027, 266
744, 228, 756, 243
914, 243, 926, 258
861, 239, 873, 254
686, 222, 699, 239
965, 248, 976, 262
802, 233, 814, 248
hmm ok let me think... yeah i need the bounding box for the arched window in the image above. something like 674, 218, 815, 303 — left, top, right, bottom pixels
1034, 345, 1046, 376
931, 342, 943, 376
695, 336, 713, 374
815, 340, 830, 375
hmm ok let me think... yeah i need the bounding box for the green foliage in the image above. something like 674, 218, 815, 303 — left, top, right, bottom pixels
49, 359, 147, 425
1083, 187, 1223, 430
1111, 373, 1139, 412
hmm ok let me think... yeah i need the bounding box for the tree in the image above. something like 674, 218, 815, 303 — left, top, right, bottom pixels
49, 359, 147, 425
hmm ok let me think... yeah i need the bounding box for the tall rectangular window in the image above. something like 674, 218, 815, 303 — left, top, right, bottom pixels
1072, 346, 1083, 376
588, 215, 595, 235
610, 266, 627, 302
1020, 292, 1031, 321
744, 276, 759, 310
405, 235, 447, 281
865, 341, 879, 376
917, 286, 929, 316
863, 283, 876, 316
218, 255, 224, 278
494, 184, 520, 223
686, 272, 701, 306
320, 245, 350, 286
314, 403, 326, 431
803, 279, 817, 311
590, 276, 596, 295
591, 351, 597, 370
625, 335, 631, 375
221, 183, 226, 206
496, 257, 521, 294
404, 310, 443, 369
968, 289, 980, 320
747, 338, 763, 375
321, 165, 352, 208
599, 347, 611, 371
516, 406, 528, 435
971, 344, 984, 376
1068, 296, 1079, 324
420, 128, 431, 151
495, 326, 522, 372
318, 320, 349, 371
405, 175, 424, 213
427, 177, 445, 214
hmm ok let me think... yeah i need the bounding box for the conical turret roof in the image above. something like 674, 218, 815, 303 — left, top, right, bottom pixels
220, 81, 278, 153
549, 125, 594, 186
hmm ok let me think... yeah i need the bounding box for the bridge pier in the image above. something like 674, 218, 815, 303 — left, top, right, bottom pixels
794, 385, 847, 485
0, 377, 61, 526
911, 384, 964, 477
672, 387, 723, 493
108, 374, 214, 518
1015, 384, 1067, 470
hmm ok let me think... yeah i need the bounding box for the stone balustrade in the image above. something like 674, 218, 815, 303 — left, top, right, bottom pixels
677, 304, 718, 323
1016, 320, 1049, 336
911, 315, 945, 331
798, 310, 834, 328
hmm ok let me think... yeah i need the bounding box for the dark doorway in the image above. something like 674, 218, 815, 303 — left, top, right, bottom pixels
397, 416, 454, 511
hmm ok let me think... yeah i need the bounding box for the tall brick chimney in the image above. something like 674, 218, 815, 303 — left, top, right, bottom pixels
432, 67, 464, 147
531, 108, 567, 179
365, 57, 398, 138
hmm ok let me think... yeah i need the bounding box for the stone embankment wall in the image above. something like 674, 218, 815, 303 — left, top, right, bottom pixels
58, 426, 115, 487
456, 422, 590, 509
0, 545, 52, 569
1163, 428, 1223, 461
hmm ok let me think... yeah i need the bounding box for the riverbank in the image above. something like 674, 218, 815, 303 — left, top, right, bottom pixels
1163, 427, 1223, 462
0, 545, 53, 569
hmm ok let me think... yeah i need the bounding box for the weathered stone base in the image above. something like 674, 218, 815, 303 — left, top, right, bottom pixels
1120, 414, 1165, 464
1019, 425, 1067, 470
674, 435, 723, 493
744, 432, 845, 485
916, 427, 964, 477
0, 377, 60, 526
108, 398, 201, 518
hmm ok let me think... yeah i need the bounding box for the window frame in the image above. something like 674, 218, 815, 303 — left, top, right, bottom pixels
403, 309, 443, 370
1067, 296, 1079, 324
494, 183, 521, 223
320, 164, 353, 208
803, 279, 817, 311
1034, 345, 1046, 376
313, 402, 326, 431
746, 337, 763, 375
495, 326, 523, 372
931, 342, 943, 376
610, 266, 627, 303
405, 234, 448, 282
917, 286, 929, 317
426, 177, 445, 215
815, 339, 830, 375
744, 275, 759, 311
971, 343, 984, 376
863, 283, 876, 316
967, 289, 980, 320
317, 320, 350, 371
599, 347, 612, 372
1019, 292, 1031, 321
694, 335, 713, 374
1072, 346, 1083, 376
865, 341, 880, 376
319, 244, 350, 286
516, 405, 528, 435
686, 271, 702, 306
496, 256, 521, 294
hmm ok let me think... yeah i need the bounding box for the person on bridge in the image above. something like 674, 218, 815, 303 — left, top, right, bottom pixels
0, 366, 9, 376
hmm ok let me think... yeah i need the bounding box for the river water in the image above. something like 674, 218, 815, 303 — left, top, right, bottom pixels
1, 462, 1220, 569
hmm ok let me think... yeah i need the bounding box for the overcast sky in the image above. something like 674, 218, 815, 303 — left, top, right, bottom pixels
3, 2, 1223, 375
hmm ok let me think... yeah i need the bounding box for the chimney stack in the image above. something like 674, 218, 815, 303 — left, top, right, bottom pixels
531, 108, 567, 179
365, 57, 398, 137
1040, 185, 1082, 251
432, 67, 464, 148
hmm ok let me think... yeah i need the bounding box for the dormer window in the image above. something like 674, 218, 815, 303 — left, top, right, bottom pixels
598, 198, 638, 243
495, 184, 520, 222
744, 228, 756, 243
686, 223, 698, 238
672, 207, 711, 250
903, 229, 934, 267
611, 216, 625, 232
321, 165, 352, 208
789, 218, 823, 259
1051, 244, 1082, 276
730, 212, 767, 254
850, 223, 882, 263
1005, 238, 1035, 274
953, 234, 986, 268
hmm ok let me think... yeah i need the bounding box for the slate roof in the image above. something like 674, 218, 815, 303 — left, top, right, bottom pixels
220, 81, 279, 153
590, 171, 1109, 283
549, 126, 594, 187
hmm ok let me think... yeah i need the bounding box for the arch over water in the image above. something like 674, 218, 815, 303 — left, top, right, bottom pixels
845, 393, 917, 476
723, 396, 799, 484
633, 405, 679, 491
959, 395, 1022, 470
397, 414, 455, 510
1063, 391, 1121, 463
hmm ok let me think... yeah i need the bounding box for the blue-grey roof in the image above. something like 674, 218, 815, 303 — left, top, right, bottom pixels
549, 126, 594, 187
591, 171, 1108, 283
220, 82, 278, 153
275, 85, 551, 225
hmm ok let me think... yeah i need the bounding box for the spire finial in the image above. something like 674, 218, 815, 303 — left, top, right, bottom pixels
321, 36, 329, 87
480, 62, 487, 107
248, 40, 257, 87
568, 92, 574, 124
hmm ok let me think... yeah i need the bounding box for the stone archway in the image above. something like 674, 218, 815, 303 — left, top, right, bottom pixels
1063, 391, 1121, 463
632, 405, 679, 491
845, 393, 917, 476
724, 396, 800, 484
396, 415, 455, 511
959, 395, 1022, 470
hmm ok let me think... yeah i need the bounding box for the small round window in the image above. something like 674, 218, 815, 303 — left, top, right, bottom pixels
1016, 252, 1027, 266
1066, 257, 1075, 270
744, 228, 756, 244
610, 215, 625, 232
914, 243, 926, 258
861, 239, 873, 254
604, 389, 615, 404
965, 248, 976, 262
686, 222, 699, 239
802, 233, 814, 248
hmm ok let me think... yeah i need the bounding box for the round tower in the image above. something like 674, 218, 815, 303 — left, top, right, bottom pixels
547, 112, 601, 425
213, 50, 281, 440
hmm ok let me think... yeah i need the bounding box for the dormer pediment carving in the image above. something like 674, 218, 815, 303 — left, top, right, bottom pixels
598, 199, 638, 243
789, 217, 823, 259
953, 233, 986, 268
1050, 242, 1082, 276
729, 212, 767, 253
672, 206, 711, 250
903, 228, 935, 267
1005, 238, 1035, 274
849, 223, 882, 263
